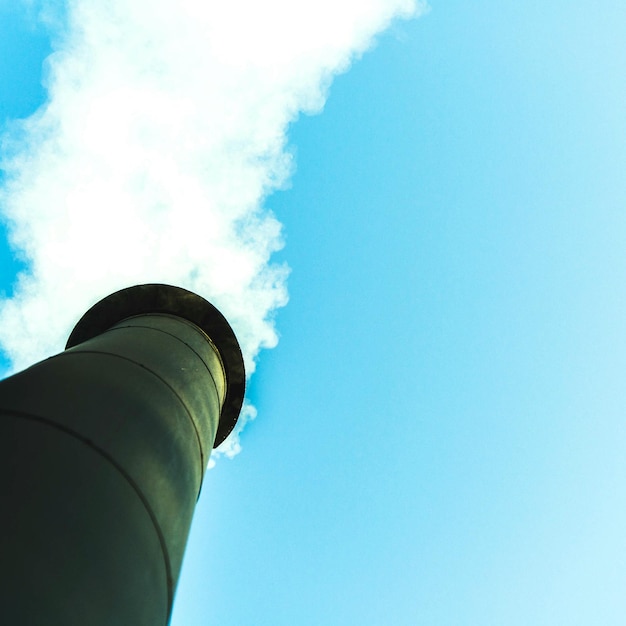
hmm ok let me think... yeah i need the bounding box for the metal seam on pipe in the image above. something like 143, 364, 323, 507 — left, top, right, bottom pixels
60, 350, 208, 477
100, 320, 225, 405
0, 408, 173, 622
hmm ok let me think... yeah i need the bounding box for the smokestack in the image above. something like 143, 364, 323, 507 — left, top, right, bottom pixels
0, 284, 245, 625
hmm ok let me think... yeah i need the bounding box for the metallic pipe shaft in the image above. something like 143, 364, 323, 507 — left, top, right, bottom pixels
0, 284, 245, 626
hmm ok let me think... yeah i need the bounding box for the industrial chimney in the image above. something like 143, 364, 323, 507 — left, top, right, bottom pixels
0, 284, 245, 625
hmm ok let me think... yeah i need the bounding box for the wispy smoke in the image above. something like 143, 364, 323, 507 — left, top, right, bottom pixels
0, 0, 423, 459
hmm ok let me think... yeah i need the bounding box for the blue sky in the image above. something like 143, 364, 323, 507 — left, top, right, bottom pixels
3, 1, 626, 625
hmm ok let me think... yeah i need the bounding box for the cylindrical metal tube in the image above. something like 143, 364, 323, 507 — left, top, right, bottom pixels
0, 284, 245, 626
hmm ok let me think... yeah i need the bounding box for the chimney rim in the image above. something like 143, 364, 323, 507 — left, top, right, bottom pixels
65, 283, 245, 449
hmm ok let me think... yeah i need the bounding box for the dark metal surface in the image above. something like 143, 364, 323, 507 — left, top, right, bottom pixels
0, 285, 245, 625
66, 283, 245, 447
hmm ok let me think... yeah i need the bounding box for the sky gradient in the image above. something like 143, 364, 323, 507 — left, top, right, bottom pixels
2, 1, 626, 624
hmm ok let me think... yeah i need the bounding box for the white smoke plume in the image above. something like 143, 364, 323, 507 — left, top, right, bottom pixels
0, 0, 423, 459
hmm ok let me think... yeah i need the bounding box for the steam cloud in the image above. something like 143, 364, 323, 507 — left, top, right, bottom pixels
0, 0, 423, 460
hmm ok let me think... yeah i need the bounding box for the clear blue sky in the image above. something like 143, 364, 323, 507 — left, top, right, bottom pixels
2, 2, 626, 624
